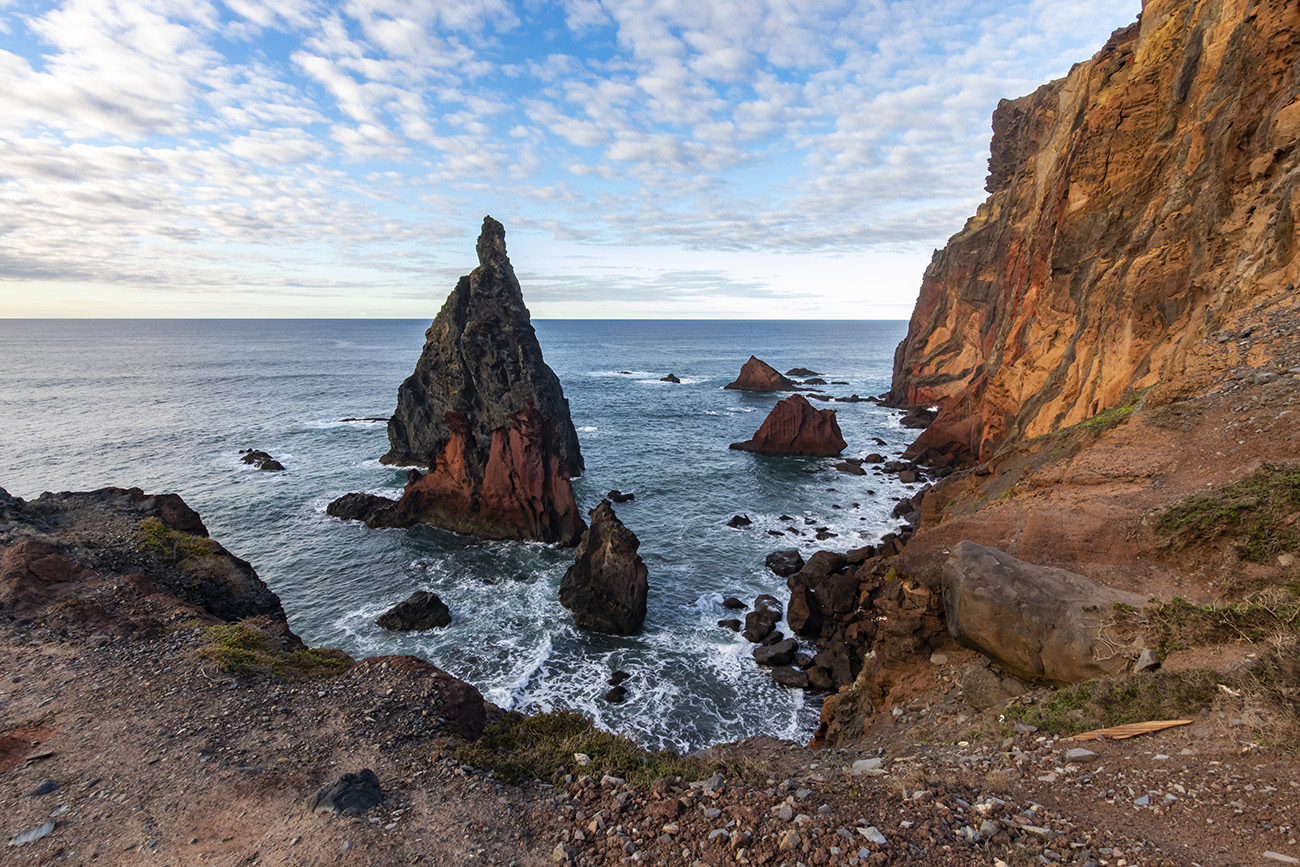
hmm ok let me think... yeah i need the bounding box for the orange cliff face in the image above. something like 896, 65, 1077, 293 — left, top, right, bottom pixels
891, 0, 1300, 466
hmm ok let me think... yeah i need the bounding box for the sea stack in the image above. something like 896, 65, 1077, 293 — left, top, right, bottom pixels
367, 217, 585, 544
559, 501, 648, 635
723, 356, 797, 392
730, 394, 847, 456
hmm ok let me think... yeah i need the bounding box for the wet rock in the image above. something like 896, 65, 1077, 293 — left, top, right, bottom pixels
834, 461, 867, 475
742, 594, 783, 642
559, 501, 648, 635
375, 591, 452, 631
607, 489, 635, 503
772, 666, 810, 688
608, 670, 631, 686
765, 549, 804, 578
753, 638, 797, 666
786, 367, 821, 377
305, 769, 383, 816
240, 449, 285, 471
786, 585, 823, 636
660, 373, 681, 383
726, 514, 752, 528
326, 492, 404, 528
730, 394, 846, 456
721, 596, 746, 609
604, 685, 628, 703
724, 356, 797, 391
717, 618, 741, 631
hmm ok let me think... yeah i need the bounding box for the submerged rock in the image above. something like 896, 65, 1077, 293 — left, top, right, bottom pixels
375, 591, 452, 631
723, 356, 797, 392
660, 373, 681, 383
730, 394, 846, 457
559, 501, 648, 635
371, 217, 584, 545
240, 449, 284, 471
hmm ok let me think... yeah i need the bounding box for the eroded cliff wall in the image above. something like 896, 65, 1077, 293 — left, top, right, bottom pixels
892, 0, 1300, 466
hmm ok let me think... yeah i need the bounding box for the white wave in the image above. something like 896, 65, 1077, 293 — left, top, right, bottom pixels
488, 633, 554, 708
577, 425, 598, 432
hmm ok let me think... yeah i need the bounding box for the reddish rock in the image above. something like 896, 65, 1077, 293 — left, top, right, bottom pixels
730, 394, 847, 457
891, 0, 1300, 465
723, 356, 797, 392
559, 501, 648, 635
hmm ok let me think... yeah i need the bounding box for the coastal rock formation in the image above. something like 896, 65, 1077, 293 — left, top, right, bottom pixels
724, 356, 797, 392
376, 591, 452, 631
240, 449, 284, 471
891, 0, 1300, 466
943, 542, 1149, 684
558, 501, 648, 635
730, 394, 847, 456
373, 216, 585, 544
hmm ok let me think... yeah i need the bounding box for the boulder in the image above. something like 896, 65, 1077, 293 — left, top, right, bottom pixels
764, 549, 804, 578
726, 514, 752, 528
660, 373, 681, 383
786, 585, 822, 636
771, 667, 809, 689
803, 377, 827, 385
742, 594, 783, 642
723, 356, 797, 392
717, 618, 741, 631
304, 769, 382, 816
730, 394, 847, 457
558, 501, 648, 635
607, 490, 635, 503
833, 461, 866, 476
373, 217, 585, 545
720, 596, 746, 610
375, 591, 452, 631
942, 541, 1149, 685
752, 637, 797, 666
240, 449, 285, 471
785, 368, 821, 377
326, 492, 403, 528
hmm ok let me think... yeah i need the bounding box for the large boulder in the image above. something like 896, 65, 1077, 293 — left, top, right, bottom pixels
730, 394, 846, 457
368, 216, 584, 545
375, 591, 452, 631
742, 594, 784, 643
723, 356, 797, 392
559, 501, 648, 635
942, 541, 1149, 685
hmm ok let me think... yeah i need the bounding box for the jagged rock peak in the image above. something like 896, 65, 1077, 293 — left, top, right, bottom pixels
730, 394, 847, 456
360, 216, 584, 545
559, 501, 648, 635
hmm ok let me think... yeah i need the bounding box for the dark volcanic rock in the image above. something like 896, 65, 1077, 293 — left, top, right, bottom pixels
785, 367, 821, 377
660, 373, 681, 383
559, 501, 648, 635
326, 492, 404, 528
240, 449, 285, 471
717, 618, 741, 631
374, 216, 584, 545
730, 395, 846, 457
723, 356, 797, 392
833, 461, 866, 476
604, 685, 628, 703
607, 490, 635, 503
764, 549, 804, 578
305, 769, 383, 816
742, 594, 783, 643
802, 377, 827, 385
375, 591, 452, 631
772, 666, 810, 689
725, 514, 752, 528
721, 596, 746, 610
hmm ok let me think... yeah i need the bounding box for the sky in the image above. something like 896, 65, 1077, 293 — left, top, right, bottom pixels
0, 0, 1142, 319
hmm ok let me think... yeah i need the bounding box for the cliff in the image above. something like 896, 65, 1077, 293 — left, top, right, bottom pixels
371, 217, 585, 545
892, 0, 1300, 466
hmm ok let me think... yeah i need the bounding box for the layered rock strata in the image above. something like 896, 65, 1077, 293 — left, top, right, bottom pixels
341, 217, 585, 544
723, 356, 797, 392
730, 394, 847, 456
558, 501, 648, 635
891, 0, 1300, 466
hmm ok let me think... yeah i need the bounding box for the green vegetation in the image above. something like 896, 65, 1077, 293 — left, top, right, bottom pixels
452, 709, 721, 785
138, 517, 217, 564
1157, 463, 1300, 564
1004, 670, 1221, 736
1028, 386, 1153, 445
199, 622, 352, 679
1137, 592, 1300, 657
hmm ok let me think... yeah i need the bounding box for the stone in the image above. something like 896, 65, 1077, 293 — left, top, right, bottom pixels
807, 666, 835, 690
724, 356, 797, 391
607, 489, 635, 503
752, 638, 797, 666
1065, 748, 1098, 763
730, 394, 846, 456
373, 217, 584, 544
26, 779, 59, 797
239, 449, 285, 471
8, 819, 55, 846
765, 550, 804, 578
960, 663, 1012, 710
1134, 647, 1160, 673
943, 542, 1149, 684
726, 514, 752, 528
717, 618, 741, 631
305, 769, 383, 815
851, 758, 883, 776
859, 826, 887, 845
786, 367, 821, 377
786, 585, 823, 636
604, 685, 628, 703
326, 492, 402, 527
721, 596, 746, 609
375, 591, 452, 631
834, 461, 867, 476
742, 594, 783, 642
559, 501, 648, 635
772, 666, 809, 688
779, 830, 801, 851
608, 670, 631, 685
660, 373, 681, 383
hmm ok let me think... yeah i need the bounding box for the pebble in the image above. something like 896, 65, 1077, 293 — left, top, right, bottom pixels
9, 819, 55, 846
1065, 748, 1098, 763
851, 758, 884, 776
779, 830, 801, 851
26, 779, 60, 797
858, 826, 887, 845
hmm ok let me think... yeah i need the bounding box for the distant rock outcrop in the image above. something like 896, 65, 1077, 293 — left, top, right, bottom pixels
724, 356, 797, 392
375, 591, 452, 631
558, 501, 648, 635
337, 217, 585, 545
730, 394, 847, 456
943, 542, 1149, 685
891, 0, 1300, 466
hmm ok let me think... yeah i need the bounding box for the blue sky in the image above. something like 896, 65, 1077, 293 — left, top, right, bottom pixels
0, 0, 1141, 319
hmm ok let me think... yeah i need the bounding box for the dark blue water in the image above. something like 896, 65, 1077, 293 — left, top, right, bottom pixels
0, 319, 915, 750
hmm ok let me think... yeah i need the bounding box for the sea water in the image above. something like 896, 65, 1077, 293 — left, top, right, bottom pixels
0, 318, 915, 751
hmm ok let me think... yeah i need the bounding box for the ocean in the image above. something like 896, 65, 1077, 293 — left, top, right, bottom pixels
0, 318, 915, 751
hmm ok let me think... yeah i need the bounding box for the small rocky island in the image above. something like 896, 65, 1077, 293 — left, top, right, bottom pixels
723, 356, 796, 392
329, 217, 586, 545
730, 394, 847, 456
559, 501, 648, 635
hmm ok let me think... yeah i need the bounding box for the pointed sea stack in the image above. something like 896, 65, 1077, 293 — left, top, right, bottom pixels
730, 394, 846, 456
373, 217, 585, 545
559, 501, 648, 635
723, 356, 797, 392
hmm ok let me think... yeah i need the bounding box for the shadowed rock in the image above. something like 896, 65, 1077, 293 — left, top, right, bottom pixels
723, 356, 797, 392
375, 591, 452, 631
730, 394, 846, 457
559, 501, 648, 635
349, 217, 585, 545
